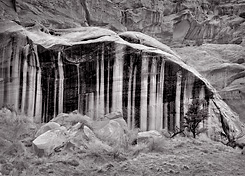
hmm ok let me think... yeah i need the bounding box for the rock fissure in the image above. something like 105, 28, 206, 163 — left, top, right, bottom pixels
80, 0, 91, 26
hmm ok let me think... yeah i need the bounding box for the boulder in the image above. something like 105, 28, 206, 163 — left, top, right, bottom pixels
104, 111, 123, 120
93, 119, 128, 146
69, 122, 83, 135
83, 126, 112, 152
160, 129, 172, 138
51, 113, 92, 129
137, 130, 162, 144
235, 135, 245, 150
51, 113, 69, 123
65, 123, 112, 152
104, 112, 128, 133
138, 130, 162, 138
32, 129, 68, 157
68, 131, 88, 151
35, 122, 61, 138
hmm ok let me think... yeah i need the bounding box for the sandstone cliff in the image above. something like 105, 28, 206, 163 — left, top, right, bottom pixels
1, 2, 245, 176
0, 19, 243, 141
176, 44, 245, 124
1, 0, 245, 142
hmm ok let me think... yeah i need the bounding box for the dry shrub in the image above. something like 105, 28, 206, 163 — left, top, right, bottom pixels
126, 135, 170, 157
127, 128, 139, 146
2, 115, 36, 142
0, 113, 36, 158
0, 112, 36, 175
128, 143, 149, 157
78, 129, 140, 162
146, 137, 169, 153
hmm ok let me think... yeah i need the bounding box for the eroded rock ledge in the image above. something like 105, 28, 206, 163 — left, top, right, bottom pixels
0, 20, 243, 141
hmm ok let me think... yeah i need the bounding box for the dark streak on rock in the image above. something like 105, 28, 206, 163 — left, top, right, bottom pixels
81, 0, 91, 26
12, 0, 16, 12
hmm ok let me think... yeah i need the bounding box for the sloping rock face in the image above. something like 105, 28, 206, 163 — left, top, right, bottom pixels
1, 0, 245, 46
93, 119, 127, 146
175, 44, 245, 126
35, 121, 61, 138
32, 129, 67, 157
0, 20, 243, 141
172, 0, 245, 45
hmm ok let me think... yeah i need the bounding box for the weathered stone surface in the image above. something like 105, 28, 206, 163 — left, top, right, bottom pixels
104, 111, 128, 132
236, 135, 245, 146
176, 44, 245, 141
50, 113, 69, 125
0, 0, 19, 22
83, 126, 112, 151
104, 111, 123, 120
66, 124, 90, 151
93, 119, 127, 146
1, 0, 245, 46
160, 129, 172, 138
35, 122, 61, 138
175, 44, 245, 126
119, 31, 180, 58
32, 129, 67, 157
51, 113, 92, 129
137, 130, 162, 144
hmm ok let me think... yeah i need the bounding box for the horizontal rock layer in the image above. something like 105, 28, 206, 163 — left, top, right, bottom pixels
0, 20, 243, 141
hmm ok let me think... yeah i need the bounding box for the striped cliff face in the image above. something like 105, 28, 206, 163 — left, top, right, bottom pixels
33, 42, 210, 133
0, 20, 242, 140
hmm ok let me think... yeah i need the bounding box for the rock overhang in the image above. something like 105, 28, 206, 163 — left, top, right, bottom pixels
0, 19, 243, 141
21, 22, 215, 92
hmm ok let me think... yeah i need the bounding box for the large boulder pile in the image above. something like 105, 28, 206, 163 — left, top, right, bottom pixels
32, 112, 129, 157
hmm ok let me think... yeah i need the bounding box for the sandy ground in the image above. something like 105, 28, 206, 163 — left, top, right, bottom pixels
7, 135, 244, 176
1, 114, 245, 176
